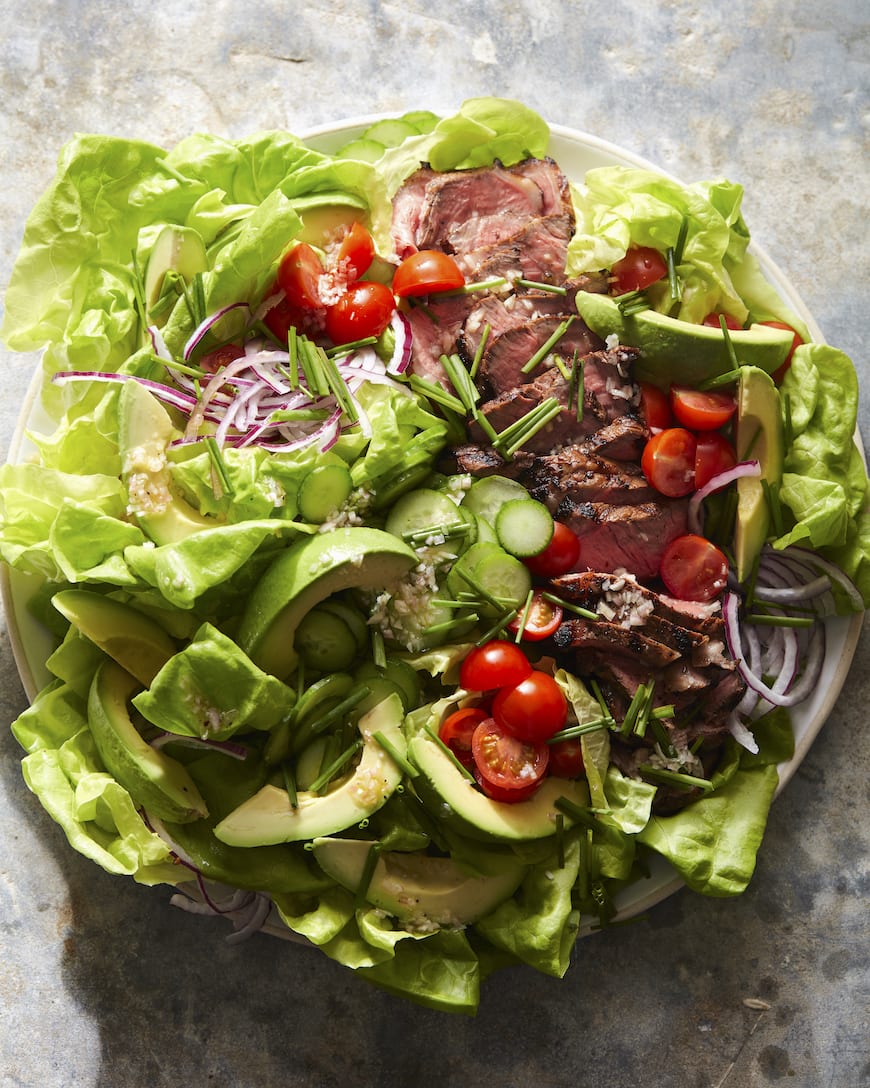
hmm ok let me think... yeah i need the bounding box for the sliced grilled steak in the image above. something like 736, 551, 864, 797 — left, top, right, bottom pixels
557, 500, 689, 579
391, 165, 438, 259
455, 214, 574, 284
403, 294, 478, 385
552, 617, 682, 668
525, 446, 657, 506
449, 443, 533, 478
577, 414, 647, 461
479, 316, 604, 397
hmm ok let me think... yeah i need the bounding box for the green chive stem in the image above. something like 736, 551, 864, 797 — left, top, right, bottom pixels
373, 731, 419, 779
423, 726, 476, 783
520, 318, 574, 375
638, 764, 714, 791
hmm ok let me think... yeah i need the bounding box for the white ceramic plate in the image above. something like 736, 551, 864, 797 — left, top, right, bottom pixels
1, 117, 863, 932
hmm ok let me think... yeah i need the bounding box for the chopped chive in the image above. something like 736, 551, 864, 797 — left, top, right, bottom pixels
284, 325, 298, 383
308, 738, 363, 794
456, 567, 512, 615
515, 279, 567, 295
470, 322, 491, 379
547, 716, 612, 743
408, 374, 466, 415
442, 277, 507, 295
638, 764, 714, 791
431, 598, 477, 608
673, 217, 689, 264
761, 477, 785, 538
402, 520, 471, 547
740, 423, 762, 462
520, 317, 574, 374
650, 715, 677, 758
514, 589, 535, 644
577, 827, 591, 900
440, 353, 480, 413
371, 627, 387, 670
588, 677, 610, 718
269, 407, 331, 423
326, 335, 377, 356
423, 725, 476, 782
689, 736, 705, 754
155, 157, 192, 184
616, 290, 648, 316
193, 272, 207, 327
555, 813, 566, 868
650, 704, 676, 720
475, 608, 519, 646
619, 683, 649, 736
553, 354, 573, 383
746, 612, 815, 628
421, 613, 479, 639
719, 315, 740, 370
282, 762, 298, 808
290, 686, 372, 754
149, 355, 207, 380
503, 399, 562, 458
204, 436, 235, 497
698, 368, 742, 391
250, 317, 287, 349
666, 247, 682, 302
355, 842, 382, 907
373, 731, 418, 779
129, 249, 149, 336
541, 591, 599, 621
471, 407, 499, 443
571, 355, 585, 421
633, 681, 657, 739
782, 392, 793, 449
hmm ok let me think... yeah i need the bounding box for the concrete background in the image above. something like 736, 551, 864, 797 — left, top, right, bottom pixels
0, 2, 867, 1086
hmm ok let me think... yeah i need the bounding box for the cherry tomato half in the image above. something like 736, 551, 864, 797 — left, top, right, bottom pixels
611, 246, 667, 294
670, 386, 737, 431
761, 321, 804, 383
336, 222, 375, 282
506, 593, 563, 642
641, 427, 698, 498
473, 765, 542, 803
471, 717, 549, 796
324, 281, 396, 345
659, 533, 729, 602
459, 640, 532, 692
277, 243, 324, 309
548, 738, 585, 779
523, 522, 581, 577
702, 312, 743, 331
199, 344, 246, 373
639, 382, 674, 433
492, 671, 568, 744
393, 250, 465, 297
439, 706, 488, 766
262, 291, 317, 342
695, 431, 737, 490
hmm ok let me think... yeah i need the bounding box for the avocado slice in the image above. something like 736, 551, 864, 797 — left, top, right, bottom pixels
118, 379, 216, 545
52, 589, 176, 686
733, 366, 784, 581
311, 837, 526, 926
573, 292, 793, 385
144, 225, 208, 327
87, 660, 208, 823
408, 733, 588, 843
236, 527, 417, 679
213, 693, 407, 846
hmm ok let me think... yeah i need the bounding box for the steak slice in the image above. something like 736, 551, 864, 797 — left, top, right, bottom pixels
404, 294, 478, 385
552, 618, 681, 669
479, 316, 604, 397
559, 501, 689, 579
391, 165, 438, 259
577, 414, 647, 461
461, 291, 576, 361
455, 214, 574, 284
525, 446, 657, 506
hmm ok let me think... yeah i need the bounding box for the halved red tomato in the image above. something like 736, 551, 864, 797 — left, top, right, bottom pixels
641, 427, 698, 497
611, 246, 667, 293
639, 382, 674, 433
199, 344, 246, 373
473, 765, 542, 803
277, 242, 324, 309
761, 320, 804, 383
670, 386, 737, 431
336, 222, 375, 282
439, 706, 488, 766
548, 738, 585, 778
471, 717, 549, 797
459, 640, 532, 692
523, 522, 581, 577
695, 432, 737, 490
659, 533, 729, 602
324, 281, 395, 344
393, 250, 465, 297
492, 671, 568, 743
506, 593, 563, 641
702, 312, 743, 331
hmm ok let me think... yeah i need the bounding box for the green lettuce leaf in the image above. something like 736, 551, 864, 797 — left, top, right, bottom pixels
132, 622, 295, 740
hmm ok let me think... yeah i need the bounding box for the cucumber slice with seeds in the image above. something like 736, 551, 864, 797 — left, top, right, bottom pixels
472, 551, 533, 617
385, 488, 473, 561
461, 475, 530, 528
495, 498, 554, 558
294, 606, 359, 672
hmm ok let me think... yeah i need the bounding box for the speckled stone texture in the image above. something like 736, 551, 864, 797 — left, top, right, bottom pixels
0, 3, 867, 1086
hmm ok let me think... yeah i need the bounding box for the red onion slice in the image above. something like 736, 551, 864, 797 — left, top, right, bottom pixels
386, 310, 412, 375
183, 301, 252, 361
688, 460, 761, 535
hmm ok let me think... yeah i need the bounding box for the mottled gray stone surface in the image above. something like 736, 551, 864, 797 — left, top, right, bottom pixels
0, 2, 868, 1086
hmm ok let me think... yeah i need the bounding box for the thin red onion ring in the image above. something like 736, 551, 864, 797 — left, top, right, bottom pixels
688, 460, 761, 535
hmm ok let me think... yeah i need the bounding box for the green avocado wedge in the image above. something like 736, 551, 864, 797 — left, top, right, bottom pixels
213, 694, 407, 846
87, 660, 208, 823
311, 837, 527, 926
573, 291, 793, 386
733, 366, 785, 581
144, 225, 208, 327
408, 732, 588, 843
52, 589, 176, 686
236, 527, 417, 679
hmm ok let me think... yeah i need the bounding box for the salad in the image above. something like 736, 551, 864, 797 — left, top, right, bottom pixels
1, 98, 867, 1015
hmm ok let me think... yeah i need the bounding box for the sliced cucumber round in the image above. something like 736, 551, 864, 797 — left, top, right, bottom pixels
495, 498, 554, 558
298, 464, 353, 523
